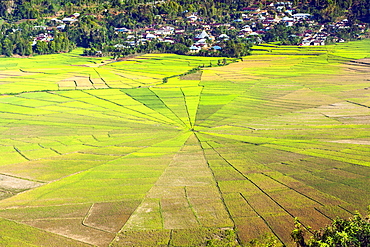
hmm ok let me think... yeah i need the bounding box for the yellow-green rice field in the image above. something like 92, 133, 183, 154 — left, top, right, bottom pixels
0, 41, 369, 246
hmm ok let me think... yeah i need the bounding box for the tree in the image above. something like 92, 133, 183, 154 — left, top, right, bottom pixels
0, 0, 13, 17
221, 40, 250, 58
292, 211, 370, 247
173, 43, 188, 55
2, 38, 13, 56
15, 38, 28, 56
291, 218, 307, 247
34, 40, 48, 55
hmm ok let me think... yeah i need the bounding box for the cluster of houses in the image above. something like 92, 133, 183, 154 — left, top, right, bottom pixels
114, 25, 227, 52
298, 19, 368, 46
32, 33, 54, 46
113, 26, 180, 48
51, 12, 80, 30
110, 1, 367, 52
31, 13, 81, 46
30, 1, 368, 53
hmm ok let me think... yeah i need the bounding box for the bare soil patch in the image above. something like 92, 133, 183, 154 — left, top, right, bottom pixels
234, 216, 273, 245
329, 140, 370, 145
0, 174, 41, 192
84, 200, 140, 233
180, 71, 202, 80
112, 229, 170, 247
24, 218, 115, 247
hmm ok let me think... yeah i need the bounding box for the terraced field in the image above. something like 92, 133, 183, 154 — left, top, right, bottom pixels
0, 41, 369, 246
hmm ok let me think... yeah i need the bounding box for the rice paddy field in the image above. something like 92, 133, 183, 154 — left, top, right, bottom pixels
0, 40, 369, 246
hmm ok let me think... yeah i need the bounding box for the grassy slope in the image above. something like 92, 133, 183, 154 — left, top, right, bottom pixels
0, 40, 368, 246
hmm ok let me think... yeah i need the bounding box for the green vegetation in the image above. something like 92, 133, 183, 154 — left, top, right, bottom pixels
1, 0, 369, 23
292, 211, 370, 247
0, 40, 369, 246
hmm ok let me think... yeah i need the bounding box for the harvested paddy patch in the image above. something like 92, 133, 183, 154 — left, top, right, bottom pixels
112, 229, 171, 246
330, 139, 370, 145
24, 218, 115, 246
180, 70, 202, 80
0, 174, 42, 192
84, 200, 141, 232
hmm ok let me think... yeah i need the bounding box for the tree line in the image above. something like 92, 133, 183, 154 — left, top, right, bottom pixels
1, 0, 369, 23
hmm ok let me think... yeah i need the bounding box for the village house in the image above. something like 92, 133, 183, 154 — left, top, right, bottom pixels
242, 7, 261, 13
174, 29, 185, 34
61, 13, 80, 23
189, 45, 201, 53
114, 27, 132, 33
33, 26, 47, 30
32, 33, 54, 46
51, 18, 63, 24
57, 25, 66, 30
195, 30, 210, 40
154, 26, 174, 36
187, 14, 198, 22
293, 13, 311, 21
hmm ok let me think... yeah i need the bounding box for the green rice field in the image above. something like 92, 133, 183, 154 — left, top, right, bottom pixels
0, 40, 369, 246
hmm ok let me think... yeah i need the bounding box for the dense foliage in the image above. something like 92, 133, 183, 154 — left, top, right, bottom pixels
1, 0, 369, 22
306, 0, 370, 22
0, 22, 74, 56
292, 211, 370, 247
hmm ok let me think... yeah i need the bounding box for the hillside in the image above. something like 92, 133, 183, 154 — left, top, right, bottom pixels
0, 0, 368, 58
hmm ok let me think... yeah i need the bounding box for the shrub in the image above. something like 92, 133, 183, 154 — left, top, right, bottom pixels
292, 209, 370, 247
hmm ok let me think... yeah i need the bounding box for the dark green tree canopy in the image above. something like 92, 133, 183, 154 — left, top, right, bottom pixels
292, 211, 370, 247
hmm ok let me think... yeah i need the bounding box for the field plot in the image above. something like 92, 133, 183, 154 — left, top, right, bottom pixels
0, 40, 369, 246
